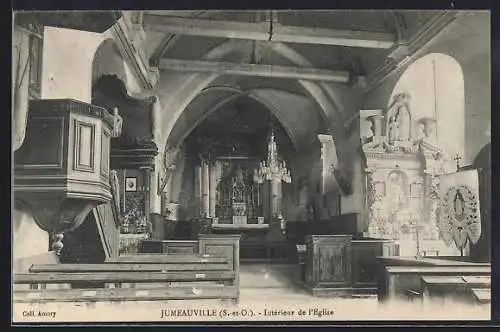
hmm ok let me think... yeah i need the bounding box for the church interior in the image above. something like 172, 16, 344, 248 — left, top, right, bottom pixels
12, 10, 492, 320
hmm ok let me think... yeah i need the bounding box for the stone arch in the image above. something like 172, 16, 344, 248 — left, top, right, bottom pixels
91, 38, 128, 90
390, 53, 465, 158
171, 87, 301, 151
159, 39, 343, 151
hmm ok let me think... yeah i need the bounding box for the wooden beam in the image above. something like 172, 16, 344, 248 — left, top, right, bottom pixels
159, 58, 352, 83
365, 11, 465, 92
143, 15, 395, 49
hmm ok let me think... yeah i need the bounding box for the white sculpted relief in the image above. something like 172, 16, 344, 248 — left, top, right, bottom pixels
361, 90, 456, 254
387, 170, 408, 214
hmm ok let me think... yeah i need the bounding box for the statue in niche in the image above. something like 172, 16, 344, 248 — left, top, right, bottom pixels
387, 114, 400, 144
387, 171, 407, 214
111, 107, 123, 138
387, 93, 411, 144
415, 121, 426, 142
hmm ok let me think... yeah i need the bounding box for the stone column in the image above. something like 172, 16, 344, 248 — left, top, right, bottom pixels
202, 160, 210, 217
365, 168, 383, 238
140, 166, 153, 232
271, 176, 280, 218
317, 134, 336, 194
209, 162, 217, 218
195, 165, 202, 216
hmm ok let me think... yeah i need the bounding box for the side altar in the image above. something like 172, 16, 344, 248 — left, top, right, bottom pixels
360, 92, 458, 256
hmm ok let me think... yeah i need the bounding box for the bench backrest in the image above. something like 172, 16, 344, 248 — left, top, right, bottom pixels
29, 263, 232, 273
14, 270, 236, 284
105, 254, 228, 264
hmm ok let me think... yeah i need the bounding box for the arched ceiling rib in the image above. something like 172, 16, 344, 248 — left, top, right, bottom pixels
167, 85, 323, 152
157, 37, 344, 153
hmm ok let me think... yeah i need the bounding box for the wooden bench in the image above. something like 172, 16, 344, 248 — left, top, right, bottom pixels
106, 254, 227, 264
14, 284, 238, 303
470, 288, 491, 305
29, 262, 232, 273
140, 240, 199, 255
421, 275, 491, 306
378, 265, 491, 303
14, 254, 239, 304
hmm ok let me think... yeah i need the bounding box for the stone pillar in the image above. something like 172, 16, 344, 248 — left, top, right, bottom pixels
201, 160, 210, 217
271, 176, 280, 218
140, 166, 153, 231
209, 162, 217, 218
195, 165, 202, 216
317, 134, 336, 194
365, 168, 387, 239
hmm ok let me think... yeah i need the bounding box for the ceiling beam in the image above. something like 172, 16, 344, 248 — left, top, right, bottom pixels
159, 59, 352, 83
143, 15, 395, 49
365, 11, 466, 92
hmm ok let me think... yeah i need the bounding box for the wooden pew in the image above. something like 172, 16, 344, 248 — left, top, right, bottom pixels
14, 271, 236, 284
15, 253, 240, 304
140, 240, 199, 255
421, 275, 491, 306
13, 269, 238, 304
106, 254, 227, 264
29, 263, 232, 273
470, 288, 491, 305
378, 265, 491, 303
14, 284, 238, 303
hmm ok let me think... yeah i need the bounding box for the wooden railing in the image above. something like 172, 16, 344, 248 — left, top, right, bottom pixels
93, 177, 121, 260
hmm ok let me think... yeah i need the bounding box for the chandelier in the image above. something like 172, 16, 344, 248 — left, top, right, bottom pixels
253, 130, 292, 184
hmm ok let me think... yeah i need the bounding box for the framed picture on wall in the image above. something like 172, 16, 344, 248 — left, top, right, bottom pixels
125, 177, 137, 192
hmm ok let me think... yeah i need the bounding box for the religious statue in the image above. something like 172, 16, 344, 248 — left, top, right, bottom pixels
232, 167, 247, 203
387, 113, 400, 144
111, 107, 123, 138
388, 171, 407, 214
109, 170, 121, 214
415, 121, 426, 142
453, 189, 466, 219
387, 93, 412, 143
231, 166, 248, 223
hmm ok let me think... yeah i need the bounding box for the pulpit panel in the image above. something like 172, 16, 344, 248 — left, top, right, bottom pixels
318, 245, 348, 283
305, 235, 352, 288
15, 117, 65, 169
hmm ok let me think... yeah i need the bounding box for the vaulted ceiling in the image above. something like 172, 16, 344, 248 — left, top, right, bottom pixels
141, 10, 443, 78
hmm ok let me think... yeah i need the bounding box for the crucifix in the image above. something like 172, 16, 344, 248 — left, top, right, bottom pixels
454, 154, 462, 172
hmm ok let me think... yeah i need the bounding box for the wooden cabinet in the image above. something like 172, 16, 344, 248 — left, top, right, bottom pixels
304, 235, 352, 295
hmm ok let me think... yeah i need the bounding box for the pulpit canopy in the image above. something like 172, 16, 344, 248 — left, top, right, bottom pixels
14, 11, 123, 33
